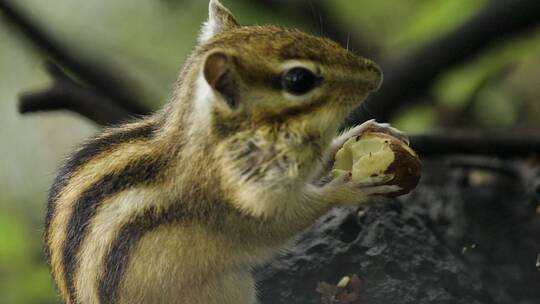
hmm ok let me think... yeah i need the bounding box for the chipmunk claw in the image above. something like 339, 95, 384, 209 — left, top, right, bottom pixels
352, 174, 402, 195
328, 170, 353, 187
350, 119, 410, 145
329, 120, 409, 159
361, 185, 402, 196
351, 174, 393, 188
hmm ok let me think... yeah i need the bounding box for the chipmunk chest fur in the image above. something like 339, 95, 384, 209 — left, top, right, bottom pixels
44, 1, 386, 303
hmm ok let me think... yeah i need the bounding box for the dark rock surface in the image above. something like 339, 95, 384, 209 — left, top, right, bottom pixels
256, 157, 540, 304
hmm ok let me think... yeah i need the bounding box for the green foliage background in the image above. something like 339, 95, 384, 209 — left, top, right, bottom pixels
0, 0, 539, 303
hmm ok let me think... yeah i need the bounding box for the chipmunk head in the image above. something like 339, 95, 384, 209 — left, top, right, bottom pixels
181, 0, 382, 189
191, 1, 381, 137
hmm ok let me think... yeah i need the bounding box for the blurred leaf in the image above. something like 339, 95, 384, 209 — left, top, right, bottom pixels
0, 211, 57, 304
388, 0, 487, 54
474, 87, 520, 128
0, 216, 27, 267
331, 0, 486, 56
435, 28, 540, 110
391, 103, 438, 132
331, 0, 422, 52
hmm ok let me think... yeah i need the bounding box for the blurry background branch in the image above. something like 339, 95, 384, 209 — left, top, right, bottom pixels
344, 0, 540, 126
0, 0, 151, 120
19, 62, 133, 125
411, 132, 540, 157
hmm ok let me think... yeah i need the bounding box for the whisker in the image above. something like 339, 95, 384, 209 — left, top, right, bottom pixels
308, 0, 317, 30
319, 12, 324, 35
308, 0, 324, 35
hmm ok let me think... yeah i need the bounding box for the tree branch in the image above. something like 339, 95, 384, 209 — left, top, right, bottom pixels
410, 132, 540, 158
344, 0, 540, 126
0, 0, 151, 116
19, 63, 133, 125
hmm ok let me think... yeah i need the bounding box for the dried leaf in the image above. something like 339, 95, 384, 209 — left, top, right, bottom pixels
317, 274, 363, 304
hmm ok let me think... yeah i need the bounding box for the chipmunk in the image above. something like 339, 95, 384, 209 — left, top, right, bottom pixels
44, 1, 407, 303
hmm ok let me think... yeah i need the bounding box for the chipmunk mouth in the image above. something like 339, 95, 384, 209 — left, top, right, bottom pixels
362, 60, 383, 92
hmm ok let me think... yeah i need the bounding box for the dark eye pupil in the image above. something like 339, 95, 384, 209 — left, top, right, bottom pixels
281, 68, 319, 95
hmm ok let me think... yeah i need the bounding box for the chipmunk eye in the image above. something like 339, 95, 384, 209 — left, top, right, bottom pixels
281, 67, 321, 95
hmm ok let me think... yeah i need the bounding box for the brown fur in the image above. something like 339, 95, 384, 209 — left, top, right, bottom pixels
44, 1, 390, 303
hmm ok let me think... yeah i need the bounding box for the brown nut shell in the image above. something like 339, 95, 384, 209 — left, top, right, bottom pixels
331, 131, 422, 197
368, 132, 422, 196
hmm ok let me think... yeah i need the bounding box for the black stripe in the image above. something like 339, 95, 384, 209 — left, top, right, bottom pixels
44, 121, 159, 260
62, 157, 166, 304
98, 204, 185, 304
98, 197, 241, 304
47, 122, 159, 207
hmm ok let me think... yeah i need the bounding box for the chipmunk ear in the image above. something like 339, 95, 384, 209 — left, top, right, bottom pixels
199, 0, 239, 43
203, 51, 240, 109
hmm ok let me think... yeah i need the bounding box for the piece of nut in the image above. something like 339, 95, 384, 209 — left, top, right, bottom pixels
332, 131, 421, 196
337, 276, 350, 288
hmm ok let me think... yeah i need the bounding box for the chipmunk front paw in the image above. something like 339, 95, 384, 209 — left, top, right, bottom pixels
326, 171, 402, 206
